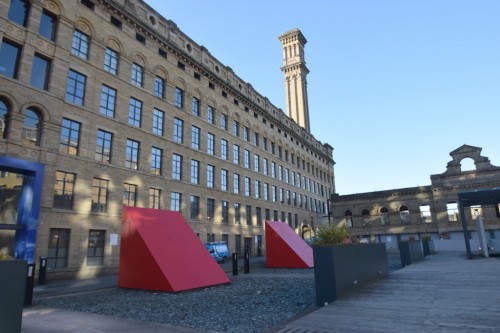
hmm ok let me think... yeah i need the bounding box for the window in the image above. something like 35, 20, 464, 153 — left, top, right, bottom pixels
282, 211, 286, 224
255, 180, 261, 199
53, 171, 75, 210
0, 40, 21, 79
380, 207, 390, 225
190, 195, 200, 220
47, 228, 69, 269
263, 158, 268, 176
65, 69, 86, 105
278, 146, 282, 159
233, 173, 240, 194
256, 207, 262, 226
279, 188, 284, 203
0, 99, 9, 139
243, 127, 249, 142
191, 126, 200, 149
207, 133, 215, 155
127, 97, 142, 127
233, 145, 240, 164
154, 76, 165, 98
246, 205, 252, 225
170, 192, 181, 211
263, 137, 267, 151
30, 54, 51, 90
274, 210, 278, 221
254, 132, 259, 146
192, 97, 200, 116
207, 164, 214, 188
131, 63, 143, 87
234, 203, 241, 224
135, 33, 145, 44
59, 118, 80, 155
172, 154, 182, 180
125, 139, 139, 170
99, 85, 116, 117
81, 0, 95, 10
221, 114, 227, 130
71, 30, 89, 59
149, 188, 161, 209
222, 201, 229, 223
244, 150, 250, 168
123, 183, 137, 206
207, 198, 215, 220
108, 16, 121, 28
263, 183, 269, 201
9, 0, 30, 26
221, 139, 228, 160
271, 142, 275, 154
265, 209, 270, 220
272, 186, 277, 202
244, 177, 251, 196
190, 160, 199, 184
446, 202, 459, 222
233, 121, 239, 136
173, 118, 183, 143
399, 206, 410, 224
150, 146, 162, 175
152, 108, 164, 136
175, 87, 184, 108
207, 106, 214, 124
271, 162, 276, 178
278, 165, 283, 181
95, 129, 112, 163
103, 48, 118, 74
286, 190, 290, 205
285, 168, 290, 183
254, 154, 260, 172
420, 204, 432, 223
39, 10, 57, 41
91, 178, 108, 212
291, 171, 296, 186
22, 108, 42, 145
87, 230, 105, 266
221, 169, 228, 191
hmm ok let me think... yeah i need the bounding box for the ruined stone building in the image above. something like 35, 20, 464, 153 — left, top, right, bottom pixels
0, 0, 334, 278
331, 145, 500, 251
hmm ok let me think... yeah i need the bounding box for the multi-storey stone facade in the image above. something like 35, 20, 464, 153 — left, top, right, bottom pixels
331, 145, 500, 251
0, 0, 334, 279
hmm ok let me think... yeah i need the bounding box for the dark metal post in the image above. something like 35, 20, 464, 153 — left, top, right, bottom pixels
232, 252, 238, 276
25, 263, 35, 306
38, 257, 47, 285
244, 249, 250, 274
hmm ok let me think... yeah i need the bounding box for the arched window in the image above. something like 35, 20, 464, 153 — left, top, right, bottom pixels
460, 158, 475, 172
0, 98, 10, 139
380, 207, 390, 225
345, 210, 353, 228
362, 209, 370, 226
399, 205, 410, 224
23, 108, 42, 145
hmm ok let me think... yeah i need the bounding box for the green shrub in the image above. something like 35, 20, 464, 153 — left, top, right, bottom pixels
313, 224, 349, 246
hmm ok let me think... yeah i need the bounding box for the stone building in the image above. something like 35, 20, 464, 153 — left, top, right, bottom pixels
0, 0, 334, 279
331, 145, 500, 251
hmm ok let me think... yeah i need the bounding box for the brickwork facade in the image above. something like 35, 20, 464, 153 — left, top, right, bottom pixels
0, 0, 334, 279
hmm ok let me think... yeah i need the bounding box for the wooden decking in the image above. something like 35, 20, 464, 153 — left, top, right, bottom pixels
274, 252, 500, 333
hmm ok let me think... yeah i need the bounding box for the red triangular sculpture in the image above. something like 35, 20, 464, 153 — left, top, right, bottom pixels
118, 207, 230, 292
265, 220, 314, 268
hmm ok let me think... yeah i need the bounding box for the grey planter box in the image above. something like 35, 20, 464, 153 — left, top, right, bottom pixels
313, 243, 388, 307
0, 260, 27, 333
398, 240, 424, 266
422, 240, 435, 256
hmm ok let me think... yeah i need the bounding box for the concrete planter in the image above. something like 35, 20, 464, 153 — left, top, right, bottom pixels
422, 240, 435, 256
0, 260, 27, 333
398, 240, 424, 266
313, 243, 388, 307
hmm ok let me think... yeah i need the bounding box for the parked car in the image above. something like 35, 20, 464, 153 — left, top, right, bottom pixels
205, 241, 229, 263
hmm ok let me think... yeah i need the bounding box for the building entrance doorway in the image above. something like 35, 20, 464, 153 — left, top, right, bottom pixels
244, 237, 253, 256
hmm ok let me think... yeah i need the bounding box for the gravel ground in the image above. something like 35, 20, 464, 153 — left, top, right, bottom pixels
36, 253, 402, 333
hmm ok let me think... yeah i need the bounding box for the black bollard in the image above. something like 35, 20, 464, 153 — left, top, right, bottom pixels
38, 257, 47, 285
232, 253, 238, 276
244, 250, 250, 274
25, 263, 35, 306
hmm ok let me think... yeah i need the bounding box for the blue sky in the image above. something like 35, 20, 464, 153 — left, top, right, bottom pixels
145, 0, 500, 194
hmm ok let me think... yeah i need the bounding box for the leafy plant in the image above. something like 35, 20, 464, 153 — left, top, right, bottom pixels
422, 234, 432, 241
0, 252, 14, 260
313, 223, 350, 246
